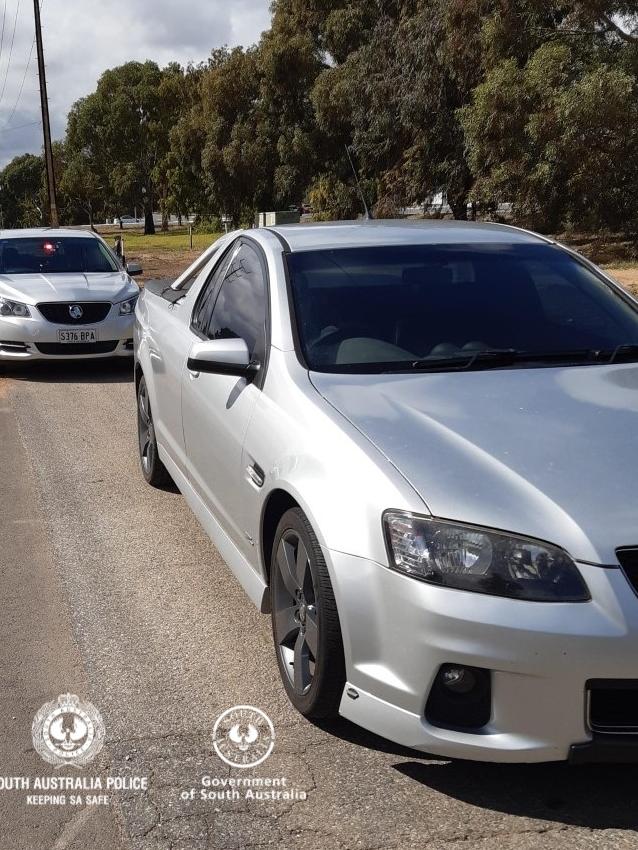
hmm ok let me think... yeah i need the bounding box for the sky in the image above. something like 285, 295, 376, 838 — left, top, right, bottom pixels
0, 0, 272, 167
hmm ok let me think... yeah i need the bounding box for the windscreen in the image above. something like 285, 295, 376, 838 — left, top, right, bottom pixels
0, 237, 118, 274
286, 243, 638, 372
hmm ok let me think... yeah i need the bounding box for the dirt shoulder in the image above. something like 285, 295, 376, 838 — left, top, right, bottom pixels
130, 248, 200, 284
605, 268, 638, 298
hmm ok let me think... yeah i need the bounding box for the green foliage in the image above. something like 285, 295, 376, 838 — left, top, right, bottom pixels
59, 149, 104, 227
307, 173, 361, 220
1, 1, 638, 233
0, 153, 46, 228
461, 41, 638, 230
193, 215, 222, 233
64, 60, 176, 233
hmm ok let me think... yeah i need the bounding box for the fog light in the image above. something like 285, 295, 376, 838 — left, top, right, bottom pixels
442, 666, 476, 694
426, 664, 491, 730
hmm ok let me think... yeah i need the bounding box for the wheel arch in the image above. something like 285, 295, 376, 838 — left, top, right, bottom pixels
260, 488, 300, 586
134, 349, 159, 418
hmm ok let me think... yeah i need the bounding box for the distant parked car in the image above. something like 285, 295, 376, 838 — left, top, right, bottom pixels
136, 220, 638, 763
0, 228, 142, 361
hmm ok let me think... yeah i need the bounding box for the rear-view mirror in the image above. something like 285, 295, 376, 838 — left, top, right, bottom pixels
187, 338, 260, 379
127, 261, 143, 277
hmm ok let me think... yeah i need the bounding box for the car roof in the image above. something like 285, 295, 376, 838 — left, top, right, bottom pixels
262, 219, 549, 252
0, 228, 98, 240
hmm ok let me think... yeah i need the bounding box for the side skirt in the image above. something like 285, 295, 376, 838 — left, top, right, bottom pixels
158, 445, 269, 613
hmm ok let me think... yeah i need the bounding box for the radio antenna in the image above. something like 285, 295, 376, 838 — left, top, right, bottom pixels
345, 145, 373, 220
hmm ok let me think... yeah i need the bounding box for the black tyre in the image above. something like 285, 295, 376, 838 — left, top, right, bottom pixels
137, 375, 171, 488
271, 507, 346, 719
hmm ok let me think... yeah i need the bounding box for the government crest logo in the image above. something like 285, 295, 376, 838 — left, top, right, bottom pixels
32, 693, 106, 768
212, 706, 275, 769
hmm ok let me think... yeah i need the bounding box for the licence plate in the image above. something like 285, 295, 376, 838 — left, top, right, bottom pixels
57, 329, 98, 343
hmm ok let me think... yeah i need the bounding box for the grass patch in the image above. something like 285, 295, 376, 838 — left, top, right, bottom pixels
96, 227, 222, 252
600, 260, 638, 270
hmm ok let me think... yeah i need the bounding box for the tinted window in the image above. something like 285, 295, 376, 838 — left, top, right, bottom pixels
286, 243, 638, 372
204, 242, 267, 361
0, 237, 118, 274
191, 245, 238, 335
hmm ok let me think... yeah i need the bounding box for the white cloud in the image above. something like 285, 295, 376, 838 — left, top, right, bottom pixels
0, 0, 271, 166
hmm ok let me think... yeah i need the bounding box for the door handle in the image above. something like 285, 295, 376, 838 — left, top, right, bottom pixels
246, 463, 265, 488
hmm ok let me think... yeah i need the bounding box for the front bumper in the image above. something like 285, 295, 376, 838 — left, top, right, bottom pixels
0, 311, 135, 360
327, 551, 638, 763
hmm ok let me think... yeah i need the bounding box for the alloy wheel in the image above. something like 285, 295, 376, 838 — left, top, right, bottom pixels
137, 381, 155, 475
273, 530, 319, 695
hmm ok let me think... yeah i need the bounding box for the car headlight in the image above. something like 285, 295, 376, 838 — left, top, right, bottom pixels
0, 296, 31, 318
383, 512, 590, 601
118, 295, 138, 316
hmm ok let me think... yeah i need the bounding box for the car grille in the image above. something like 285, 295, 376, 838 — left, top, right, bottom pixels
588, 680, 638, 734
35, 341, 119, 356
37, 302, 111, 324
0, 340, 30, 352
616, 548, 638, 596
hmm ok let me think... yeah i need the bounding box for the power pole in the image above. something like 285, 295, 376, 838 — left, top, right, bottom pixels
33, 0, 59, 227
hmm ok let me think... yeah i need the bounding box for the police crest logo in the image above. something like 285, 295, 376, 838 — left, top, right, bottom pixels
212, 706, 275, 769
32, 693, 106, 768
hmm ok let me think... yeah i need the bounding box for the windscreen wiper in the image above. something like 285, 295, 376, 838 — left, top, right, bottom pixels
608, 344, 638, 364
463, 348, 638, 369
464, 348, 520, 369
405, 348, 614, 373
403, 349, 519, 372
375, 346, 638, 374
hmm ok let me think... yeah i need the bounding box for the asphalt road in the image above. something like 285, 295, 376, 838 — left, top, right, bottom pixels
2, 359, 638, 850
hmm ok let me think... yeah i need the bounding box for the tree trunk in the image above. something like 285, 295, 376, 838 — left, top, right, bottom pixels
144, 192, 155, 235
161, 184, 169, 232
449, 196, 468, 220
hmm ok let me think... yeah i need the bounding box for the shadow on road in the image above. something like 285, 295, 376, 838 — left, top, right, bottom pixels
315, 716, 638, 830
1, 358, 134, 384
394, 759, 638, 830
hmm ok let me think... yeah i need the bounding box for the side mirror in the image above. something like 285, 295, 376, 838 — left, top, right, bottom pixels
187, 338, 260, 379
127, 261, 143, 277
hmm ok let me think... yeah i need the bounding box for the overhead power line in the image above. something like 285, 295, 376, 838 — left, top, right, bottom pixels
0, 3, 7, 68
4, 1, 43, 128
2, 117, 39, 132
0, 0, 22, 108
5, 30, 34, 125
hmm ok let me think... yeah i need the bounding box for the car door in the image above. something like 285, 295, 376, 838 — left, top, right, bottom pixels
181, 238, 269, 557
144, 292, 194, 475
145, 252, 223, 476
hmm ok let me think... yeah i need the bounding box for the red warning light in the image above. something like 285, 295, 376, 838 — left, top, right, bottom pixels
43, 241, 56, 254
